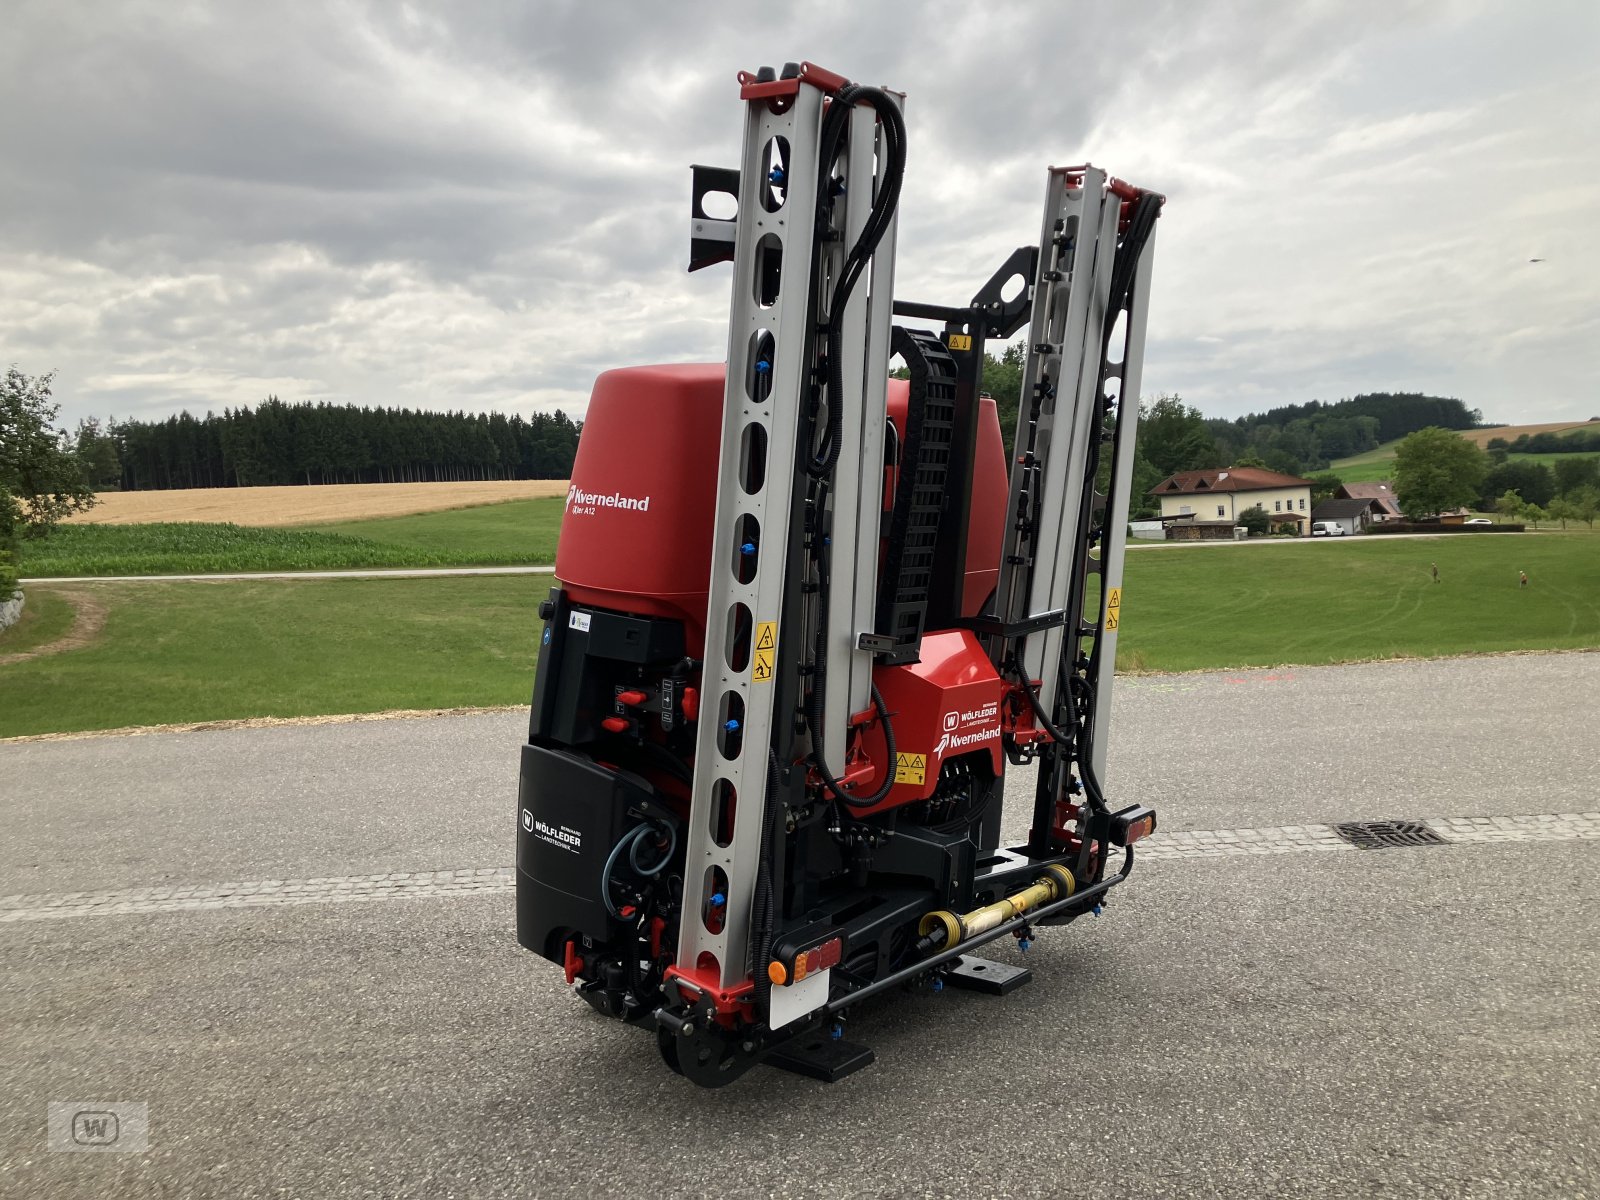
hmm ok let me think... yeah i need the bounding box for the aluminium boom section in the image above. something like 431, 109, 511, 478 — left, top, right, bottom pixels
993, 168, 1119, 717
824, 99, 899, 768
677, 79, 896, 1012
1085, 224, 1157, 784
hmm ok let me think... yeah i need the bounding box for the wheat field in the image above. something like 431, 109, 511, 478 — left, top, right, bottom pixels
66, 480, 572, 526
1458, 420, 1596, 447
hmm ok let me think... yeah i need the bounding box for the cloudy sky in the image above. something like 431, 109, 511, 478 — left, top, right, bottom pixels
4, 0, 1597, 430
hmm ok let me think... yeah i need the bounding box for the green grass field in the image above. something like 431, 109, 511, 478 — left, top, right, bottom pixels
1116, 532, 1599, 671
314, 498, 563, 563
0, 591, 77, 656
0, 577, 546, 738
3, 532, 1595, 737
16, 498, 565, 577
1331, 442, 1600, 484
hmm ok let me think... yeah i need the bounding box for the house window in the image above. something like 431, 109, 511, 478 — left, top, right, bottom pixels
1217, 505, 1225, 517
1300, 498, 1306, 510
1179, 505, 1192, 515
1274, 501, 1282, 512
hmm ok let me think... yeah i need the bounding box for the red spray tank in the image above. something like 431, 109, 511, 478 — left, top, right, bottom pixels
555, 363, 1008, 657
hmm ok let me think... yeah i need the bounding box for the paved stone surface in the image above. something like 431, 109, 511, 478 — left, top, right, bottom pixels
2, 651, 1597, 1197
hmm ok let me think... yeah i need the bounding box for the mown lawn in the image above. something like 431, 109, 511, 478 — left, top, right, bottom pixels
2, 532, 1594, 737
0, 577, 546, 738
1117, 532, 1600, 671
0, 590, 77, 656
15, 498, 565, 577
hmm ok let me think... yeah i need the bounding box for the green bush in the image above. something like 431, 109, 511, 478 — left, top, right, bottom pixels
0, 484, 18, 600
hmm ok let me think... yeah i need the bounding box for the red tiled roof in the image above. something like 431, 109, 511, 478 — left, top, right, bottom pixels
1150, 467, 1314, 496
1336, 482, 1402, 514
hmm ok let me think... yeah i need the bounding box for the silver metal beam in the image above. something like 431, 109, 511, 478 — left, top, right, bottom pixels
677, 81, 898, 1006
1088, 228, 1158, 784
823, 98, 899, 764
676, 82, 829, 993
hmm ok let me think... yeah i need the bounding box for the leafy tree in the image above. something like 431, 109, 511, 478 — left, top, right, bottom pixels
1139, 394, 1218, 476
1232, 450, 1268, 469
0, 484, 18, 599
1553, 456, 1600, 497
1262, 448, 1303, 476
0, 367, 96, 535
1571, 486, 1600, 529
1520, 503, 1549, 530
74, 418, 121, 489
1308, 471, 1343, 506
1237, 504, 1270, 537
1393, 426, 1487, 519
1547, 496, 1579, 529
1481, 459, 1555, 509
1494, 490, 1524, 523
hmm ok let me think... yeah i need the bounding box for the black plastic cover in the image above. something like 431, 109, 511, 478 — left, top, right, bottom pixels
515, 744, 654, 960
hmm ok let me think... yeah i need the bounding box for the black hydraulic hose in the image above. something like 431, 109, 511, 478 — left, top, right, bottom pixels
1101, 192, 1162, 357
1010, 642, 1075, 747
806, 489, 897, 807
1065, 672, 1108, 809
806, 84, 908, 478
798, 84, 908, 807
751, 750, 781, 1010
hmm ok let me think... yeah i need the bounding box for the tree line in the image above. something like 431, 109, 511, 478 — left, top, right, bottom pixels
971, 345, 1487, 514
1486, 425, 1600, 455
73, 398, 581, 491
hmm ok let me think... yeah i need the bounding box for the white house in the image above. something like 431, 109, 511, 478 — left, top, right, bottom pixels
1150, 467, 1315, 537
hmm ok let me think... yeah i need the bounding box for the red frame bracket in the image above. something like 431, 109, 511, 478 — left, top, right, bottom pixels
738, 60, 850, 101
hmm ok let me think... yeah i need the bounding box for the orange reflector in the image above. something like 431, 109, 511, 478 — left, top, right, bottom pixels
1126, 815, 1155, 843
767, 961, 788, 986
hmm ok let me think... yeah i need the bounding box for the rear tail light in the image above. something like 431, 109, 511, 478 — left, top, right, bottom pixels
1109, 804, 1157, 846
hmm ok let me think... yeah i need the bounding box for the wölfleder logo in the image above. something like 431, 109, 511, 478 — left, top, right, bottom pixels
566, 484, 651, 514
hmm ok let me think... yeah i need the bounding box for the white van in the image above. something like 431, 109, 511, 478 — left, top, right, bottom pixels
1311, 520, 1346, 537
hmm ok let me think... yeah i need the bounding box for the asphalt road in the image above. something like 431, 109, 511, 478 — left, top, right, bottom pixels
3, 653, 1597, 1198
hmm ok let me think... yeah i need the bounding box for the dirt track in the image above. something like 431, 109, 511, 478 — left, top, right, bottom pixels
0, 590, 107, 666
64, 480, 572, 526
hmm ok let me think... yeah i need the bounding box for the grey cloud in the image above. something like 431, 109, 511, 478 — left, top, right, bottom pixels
2, 0, 1597, 427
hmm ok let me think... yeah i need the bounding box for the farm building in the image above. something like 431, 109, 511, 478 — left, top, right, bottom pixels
1334, 481, 1402, 521
1310, 496, 1386, 535
1150, 467, 1314, 537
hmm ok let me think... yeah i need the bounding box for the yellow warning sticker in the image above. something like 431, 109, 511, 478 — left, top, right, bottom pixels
753, 621, 777, 683
1105, 587, 1122, 631
894, 752, 927, 786
947, 333, 973, 352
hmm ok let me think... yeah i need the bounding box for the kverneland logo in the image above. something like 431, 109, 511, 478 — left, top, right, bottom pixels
567, 484, 651, 513
934, 725, 1000, 755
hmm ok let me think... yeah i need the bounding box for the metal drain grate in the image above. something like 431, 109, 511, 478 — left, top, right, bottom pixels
1333, 820, 1448, 850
